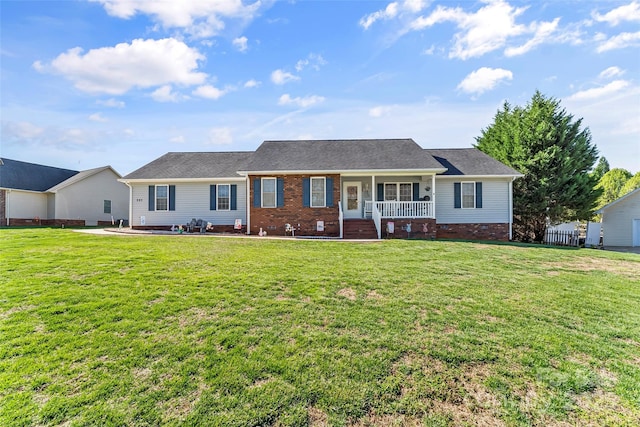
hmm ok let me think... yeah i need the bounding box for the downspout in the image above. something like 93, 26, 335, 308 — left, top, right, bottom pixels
431, 174, 436, 219
246, 176, 250, 235
508, 177, 514, 241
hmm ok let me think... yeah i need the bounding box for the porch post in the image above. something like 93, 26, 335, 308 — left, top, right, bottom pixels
431, 174, 436, 219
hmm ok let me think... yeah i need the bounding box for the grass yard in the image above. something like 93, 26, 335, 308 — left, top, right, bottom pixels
1, 229, 639, 426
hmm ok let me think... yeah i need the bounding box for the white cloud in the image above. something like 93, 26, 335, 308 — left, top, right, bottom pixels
592, 1, 640, 26
97, 98, 125, 108
504, 18, 560, 57
411, 0, 532, 59
457, 67, 513, 96
295, 53, 327, 72
206, 127, 233, 145
566, 80, 630, 101
596, 31, 640, 52
41, 38, 206, 95
192, 84, 227, 100
278, 94, 325, 108
90, 0, 265, 39
359, 0, 428, 29
360, 2, 400, 30
1, 121, 44, 139
233, 36, 248, 52
88, 113, 108, 122
151, 85, 181, 102
271, 69, 300, 85
599, 66, 625, 79
169, 135, 185, 144
244, 79, 261, 88
369, 106, 392, 117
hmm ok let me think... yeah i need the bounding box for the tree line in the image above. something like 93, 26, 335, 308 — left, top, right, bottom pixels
475, 90, 639, 243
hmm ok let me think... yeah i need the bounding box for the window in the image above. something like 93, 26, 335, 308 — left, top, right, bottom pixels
311, 177, 326, 207
262, 178, 276, 208
217, 184, 230, 210
156, 185, 168, 211
462, 182, 475, 209
103, 200, 111, 214
385, 183, 413, 201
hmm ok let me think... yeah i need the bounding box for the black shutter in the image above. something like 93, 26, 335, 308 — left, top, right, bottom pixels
148, 185, 155, 211
475, 182, 482, 209
302, 178, 310, 207
169, 185, 176, 211
454, 182, 461, 209
277, 178, 284, 207
326, 178, 334, 207
377, 183, 384, 201
413, 183, 420, 201
230, 184, 237, 210
253, 179, 261, 207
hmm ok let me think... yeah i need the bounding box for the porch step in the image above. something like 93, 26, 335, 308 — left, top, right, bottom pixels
343, 219, 378, 239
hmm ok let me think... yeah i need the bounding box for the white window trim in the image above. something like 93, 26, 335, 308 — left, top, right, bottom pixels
156, 184, 169, 211
310, 177, 326, 208
461, 181, 476, 209
384, 182, 413, 201
217, 184, 231, 211
261, 177, 276, 208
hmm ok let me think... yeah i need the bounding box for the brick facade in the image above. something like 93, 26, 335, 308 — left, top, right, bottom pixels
3, 218, 85, 227
381, 218, 437, 239
249, 174, 341, 236
435, 223, 509, 241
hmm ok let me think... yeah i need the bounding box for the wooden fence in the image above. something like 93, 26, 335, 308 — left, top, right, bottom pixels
544, 229, 580, 247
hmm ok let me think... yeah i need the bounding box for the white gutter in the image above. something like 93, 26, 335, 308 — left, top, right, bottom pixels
124, 182, 133, 228
6, 189, 10, 226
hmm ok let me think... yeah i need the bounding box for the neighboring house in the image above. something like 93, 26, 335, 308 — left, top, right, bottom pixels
596, 188, 640, 247
0, 158, 128, 226
120, 139, 523, 240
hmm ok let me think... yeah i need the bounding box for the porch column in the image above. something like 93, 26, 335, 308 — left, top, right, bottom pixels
431, 174, 436, 219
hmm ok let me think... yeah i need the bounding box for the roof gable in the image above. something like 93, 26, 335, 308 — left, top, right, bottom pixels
426, 148, 523, 176
47, 166, 121, 192
596, 187, 640, 214
0, 158, 79, 192
245, 139, 445, 172
123, 152, 253, 180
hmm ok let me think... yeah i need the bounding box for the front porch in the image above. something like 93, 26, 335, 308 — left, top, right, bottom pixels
339, 175, 438, 239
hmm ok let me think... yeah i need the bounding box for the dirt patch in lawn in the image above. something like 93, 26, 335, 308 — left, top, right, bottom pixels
545, 258, 640, 279
308, 406, 329, 426
337, 288, 357, 301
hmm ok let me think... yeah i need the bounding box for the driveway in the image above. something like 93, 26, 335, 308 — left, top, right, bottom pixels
604, 247, 640, 254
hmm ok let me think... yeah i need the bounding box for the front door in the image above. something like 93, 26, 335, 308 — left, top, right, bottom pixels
342, 182, 362, 219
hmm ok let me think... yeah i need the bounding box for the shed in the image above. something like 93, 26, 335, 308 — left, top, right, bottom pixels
596, 188, 640, 247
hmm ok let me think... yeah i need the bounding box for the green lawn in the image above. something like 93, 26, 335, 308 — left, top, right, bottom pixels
1, 229, 639, 426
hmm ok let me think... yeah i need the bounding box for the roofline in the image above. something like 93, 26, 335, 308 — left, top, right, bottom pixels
595, 187, 640, 213
435, 173, 524, 179
46, 166, 122, 192
0, 187, 45, 194
119, 177, 245, 184
238, 168, 448, 176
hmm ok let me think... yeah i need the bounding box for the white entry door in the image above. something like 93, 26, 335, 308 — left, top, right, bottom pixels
342, 182, 362, 219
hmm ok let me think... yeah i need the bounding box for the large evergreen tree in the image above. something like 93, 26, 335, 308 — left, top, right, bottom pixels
475, 91, 600, 242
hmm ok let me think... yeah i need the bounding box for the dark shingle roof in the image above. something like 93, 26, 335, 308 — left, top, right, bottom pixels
0, 158, 79, 191
425, 149, 522, 176
245, 139, 445, 172
123, 152, 253, 180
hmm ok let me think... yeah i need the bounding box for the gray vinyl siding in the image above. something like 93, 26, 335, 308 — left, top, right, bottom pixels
130, 181, 247, 227
601, 191, 640, 246
435, 177, 511, 224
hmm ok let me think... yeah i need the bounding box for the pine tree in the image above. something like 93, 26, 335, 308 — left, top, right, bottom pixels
475, 91, 600, 242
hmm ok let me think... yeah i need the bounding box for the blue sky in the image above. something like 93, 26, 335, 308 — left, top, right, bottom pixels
1, 0, 639, 175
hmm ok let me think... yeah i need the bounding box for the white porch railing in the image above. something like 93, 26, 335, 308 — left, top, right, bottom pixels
365, 201, 434, 219
371, 203, 382, 239
338, 201, 344, 239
